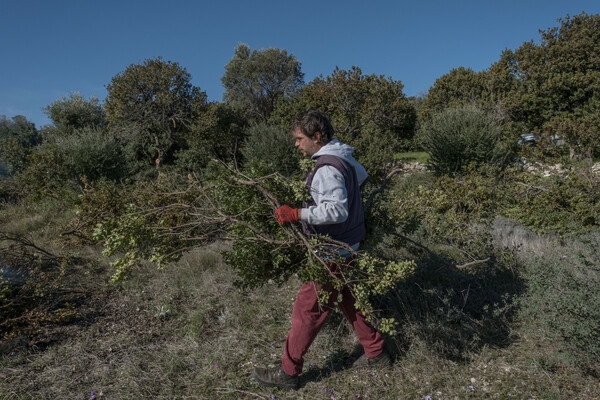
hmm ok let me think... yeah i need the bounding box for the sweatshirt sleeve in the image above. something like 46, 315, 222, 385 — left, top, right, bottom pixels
299, 165, 348, 225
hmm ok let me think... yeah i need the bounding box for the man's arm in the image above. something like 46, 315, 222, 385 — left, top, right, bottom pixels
300, 166, 348, 225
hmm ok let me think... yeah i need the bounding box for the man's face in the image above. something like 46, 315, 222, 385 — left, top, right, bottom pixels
293, 129, 322, 157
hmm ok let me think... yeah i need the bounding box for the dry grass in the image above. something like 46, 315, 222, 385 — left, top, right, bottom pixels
2, 247, 599, 399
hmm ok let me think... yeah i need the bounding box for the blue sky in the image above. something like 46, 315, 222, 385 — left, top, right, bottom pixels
1, 0, 599, 128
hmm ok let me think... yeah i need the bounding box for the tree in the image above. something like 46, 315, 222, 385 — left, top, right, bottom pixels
105, 57, 207, 168
271, 66, 416, 179
500, 13, 600, 157
43, 92, 105, 136
175, 102, 247, 173
221, 44, 304, 122
419, 67, 490, 121
0, 115, 41, 174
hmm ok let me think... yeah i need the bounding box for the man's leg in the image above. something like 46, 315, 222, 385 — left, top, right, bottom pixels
281, 281, 334, 376
336, 284, 386, 358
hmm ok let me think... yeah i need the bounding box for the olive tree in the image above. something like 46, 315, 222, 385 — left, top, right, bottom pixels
43, 92, 105, 136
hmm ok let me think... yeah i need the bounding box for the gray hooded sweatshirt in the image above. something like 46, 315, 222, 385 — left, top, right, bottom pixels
299, 139, 368, 253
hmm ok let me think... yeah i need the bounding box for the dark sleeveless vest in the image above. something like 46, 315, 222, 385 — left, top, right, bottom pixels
301, 154, 366, 246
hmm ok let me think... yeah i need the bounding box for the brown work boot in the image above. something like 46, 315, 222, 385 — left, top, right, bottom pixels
251, 365, 299, 390
351, 351, 392, 369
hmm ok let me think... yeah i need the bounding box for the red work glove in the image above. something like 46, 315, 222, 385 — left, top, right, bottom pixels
275, 205, 299, 224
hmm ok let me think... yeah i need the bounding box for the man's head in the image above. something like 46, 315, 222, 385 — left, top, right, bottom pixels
291, 110, 334, 157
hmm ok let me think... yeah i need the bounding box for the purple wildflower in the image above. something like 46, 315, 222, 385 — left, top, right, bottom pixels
90, 392, 96, 400
468, 385, 474, 390
331, 396, 337, 400
425, 396, 432, 400
213, 364, 219, 368
354, 395, 361, 398
269, 343, 275, 348
327, 351, 332, 355
271, 395, 276, 400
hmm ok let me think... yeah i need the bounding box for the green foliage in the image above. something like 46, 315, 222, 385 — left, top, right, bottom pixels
0, 115, 41, 175
418, 105, 506, 175
221, 43, 304, 122
503, 169, 600, 235
415, 13, 600, 160
42, 92, 105, 135
497, 13, 600, 158
419, 67, 492, 121
83, 174, 209, 281
271, 66, 417, 179
175, 102, 246, 173
105, 57, 207, 168
14, 126, 127, 199
241, 122, 300, 176
352, 255, 416, 333
84, 160, 415, 334
92, 204, 172, 282
16, 144, 73, 199
51, 127, 127, 182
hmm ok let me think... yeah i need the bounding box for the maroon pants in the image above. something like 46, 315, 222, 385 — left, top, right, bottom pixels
281, 260, 385, 376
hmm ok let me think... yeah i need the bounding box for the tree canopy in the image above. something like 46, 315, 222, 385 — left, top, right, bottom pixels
43, 92, 105, 136
0, 115, 41, 174
505, 12, 600, 156
272, 66, 416, 179
221, 43, 304, 123
105, 57, 207, 168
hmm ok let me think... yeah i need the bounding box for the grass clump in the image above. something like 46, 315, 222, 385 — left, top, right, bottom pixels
395, 151, 430, 163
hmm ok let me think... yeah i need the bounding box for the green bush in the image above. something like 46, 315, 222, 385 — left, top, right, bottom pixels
503, 170, 600, 235
53, 127, 127, 182
17, 144, 72, 199
175, 102, 246, 174
418, 105, 504, 175
241, 123, 300, 176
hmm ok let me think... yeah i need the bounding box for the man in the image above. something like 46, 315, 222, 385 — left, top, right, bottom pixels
251, 111, 390, 390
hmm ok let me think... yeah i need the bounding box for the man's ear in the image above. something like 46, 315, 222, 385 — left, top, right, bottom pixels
314, 132, 322, 144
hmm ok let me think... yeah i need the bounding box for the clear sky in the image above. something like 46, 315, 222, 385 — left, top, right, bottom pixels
1, 0, 599, 128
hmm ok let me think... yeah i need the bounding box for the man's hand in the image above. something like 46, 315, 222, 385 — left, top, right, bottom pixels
275, 205, 300, 224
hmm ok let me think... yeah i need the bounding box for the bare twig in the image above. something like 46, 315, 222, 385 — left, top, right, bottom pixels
455, 258, 490, 269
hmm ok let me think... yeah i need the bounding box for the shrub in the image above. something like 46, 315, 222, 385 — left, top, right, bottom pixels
503, 169, 600, 235
418, 105, 504, 175
175, 102, 246, 174
53, 127, 127, 182
16, 144, 72, 199
241, 123, 300, 176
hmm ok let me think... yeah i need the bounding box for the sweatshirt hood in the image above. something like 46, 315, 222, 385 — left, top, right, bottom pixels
312, 138, 368, 185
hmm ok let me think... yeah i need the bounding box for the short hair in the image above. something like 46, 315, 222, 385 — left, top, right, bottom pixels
291, 110, 334, 144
